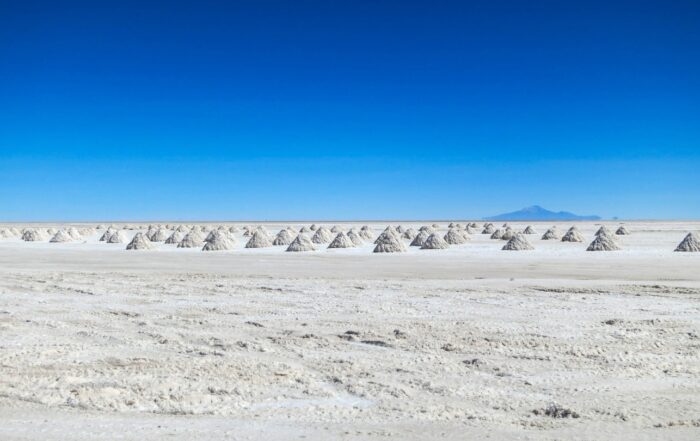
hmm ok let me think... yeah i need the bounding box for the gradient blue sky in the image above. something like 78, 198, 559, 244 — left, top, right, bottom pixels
1, 0, 699, 220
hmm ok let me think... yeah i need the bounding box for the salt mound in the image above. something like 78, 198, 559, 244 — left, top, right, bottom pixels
67, 227, 82, 240
396, 225, 405, 234
245, 231, 273, 248
421, 233, 449, 249
47, 227, 57, 235
149, 228, 169, 242
490, 229, 504, 240
444, 228, 468, 244
299, 226, 311, 234
500, 229, 515, 241
410, 230, 429, 247
431, 223, 440, 229
541, 228, 560, 240
346, 229, 364, 246
228, 226, 239, 234
374, 226, 401, 244
99, 229, 114, 241
482, 225, 495, 234
419, 225, 435, 235
312, 226, 334, 244
177, 232, 204, 248
586, 235, 620, 251
165, 230, 185, 244
331, 225, 342, 233
359, 226, 374, 240
402, 228, 417, 240
328, 232, 355, 249
615, 226, 630, 235
50, 230, 73, 243
561, 229, 584, 242
373, 231, 407, 253
126, 233, 154, 250
595, 226, 613, 237
675, 232, 700, 252
286, 234, 316, 252
22, 229, 47, 241
273, 229, 294, 246
107, 230, 127, 243
502, 233, 534, 251
202, 231, 236, 251
523, 225, 537, 234
310, 224, 318, 231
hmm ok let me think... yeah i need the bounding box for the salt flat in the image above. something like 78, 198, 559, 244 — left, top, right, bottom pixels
0, 221, 698, 440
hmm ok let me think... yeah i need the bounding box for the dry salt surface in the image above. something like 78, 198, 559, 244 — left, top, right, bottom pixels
0, 221, 699, 440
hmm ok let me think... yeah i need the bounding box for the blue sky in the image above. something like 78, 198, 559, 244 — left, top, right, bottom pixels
1, 0, 699, 220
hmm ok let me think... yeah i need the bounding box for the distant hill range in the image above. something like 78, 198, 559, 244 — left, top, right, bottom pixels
484, 205, 601, 221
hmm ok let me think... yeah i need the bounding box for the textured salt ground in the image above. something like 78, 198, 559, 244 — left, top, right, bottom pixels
0, 270, 699, 440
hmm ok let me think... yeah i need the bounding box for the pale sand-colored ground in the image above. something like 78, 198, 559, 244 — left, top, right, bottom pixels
0, 221, 698, 440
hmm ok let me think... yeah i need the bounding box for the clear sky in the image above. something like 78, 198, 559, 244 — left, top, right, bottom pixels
1, 0, 698, 221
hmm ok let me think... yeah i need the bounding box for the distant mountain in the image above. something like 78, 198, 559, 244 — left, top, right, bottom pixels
484, 205, 601, 221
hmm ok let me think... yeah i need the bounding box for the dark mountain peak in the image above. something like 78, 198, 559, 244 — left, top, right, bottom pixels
484, 206, 601, 221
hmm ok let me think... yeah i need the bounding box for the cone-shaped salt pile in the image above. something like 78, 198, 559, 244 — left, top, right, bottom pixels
448, 222, 456, 228
402, 228, 417, 240
444, 228, 467, 245
615, 226, 630, 235
346, 229, 364, 246
286, 234, 316, 252
245, 230, 273, 248
273, 229, 294, 246
310, 224, 318, 231
107, 230, 127, 243
432, 223, 440, 229
541, 228, 560, 240
150, 228, 169, 242
176, 225, 188, 233
50, 230, 72, 243
586, 235, 620, 251
595, 226, 613, 237
99, 228, 114, 241
126, 232, 154, 250
178, 232, 204, 248
359, 226, 374, 240
202, 231, 236, 251
421, 233, 449, 249
523, 225, 536, 234
228, 226, 239, 234
675, 232, 700, 252
299, 226, 311, 234
328, 232, 355, 249
312, 226, 333, 244
410, 230, 429, 247
67, 227, 82, 240
375, 226, 400, 244
165, 230, 184, 244
373, 231, 407, 253
490, 229, 504, 240
331, 225, 342, 233
47, 227, 57, 235
500, 229, 515, 241
419, 225, 435, 235
502, 233, 534, 251
561, 229, 584, 242
482, 224, 495, 234
22, 229, 47, 241
396, 225, 405, 234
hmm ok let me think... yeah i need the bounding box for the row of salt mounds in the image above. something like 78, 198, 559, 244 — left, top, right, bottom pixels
587, 228, 620, 251
203, 230, 236, 251
246, 230, 273, 248
561, 226, 584, 242
482, 223, 495, 234
67, 227, 82, 240
502, 233, 534, 250
126, 232, 154, 250
410, 230, 429, 247
421, 233, 449, 249
286, 233, 316, 252
374, 227, 406, 253
444, 228, 469, 245
148, 227, 169, 242
402, 228, 417, 240
328, 232, 355, 248
49, 230, 73, 243
541, 227, 560, 240
107, 230, 128, 243
273, 229, 294, 246
675, 232, 700, 252
22, 229, 48, 241
0, 228, 17, 238
312, 226, 334, 244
